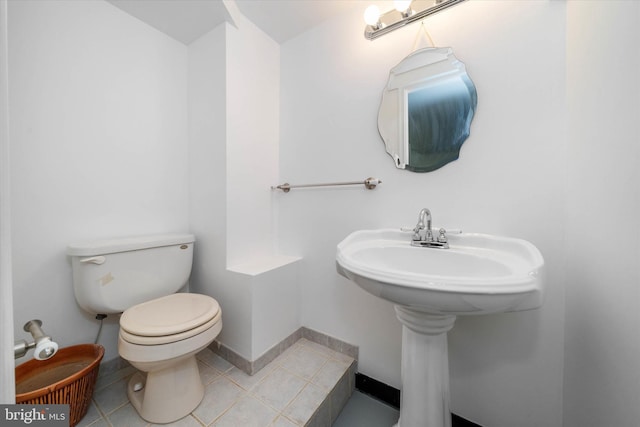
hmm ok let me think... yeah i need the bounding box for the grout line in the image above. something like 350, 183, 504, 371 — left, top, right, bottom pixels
191, 411, 208, 427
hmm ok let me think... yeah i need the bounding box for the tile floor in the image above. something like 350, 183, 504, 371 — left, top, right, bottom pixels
332, 391, 399, 427
79, 338, 356, 427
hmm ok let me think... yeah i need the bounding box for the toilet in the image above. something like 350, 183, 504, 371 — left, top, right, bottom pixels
68, 233, 222, 424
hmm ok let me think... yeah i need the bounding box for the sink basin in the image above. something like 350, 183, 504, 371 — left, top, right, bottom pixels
336, 227, 545, 426
336, 228, 544, 315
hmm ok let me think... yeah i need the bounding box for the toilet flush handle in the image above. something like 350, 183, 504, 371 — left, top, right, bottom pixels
79, 256, 106, 265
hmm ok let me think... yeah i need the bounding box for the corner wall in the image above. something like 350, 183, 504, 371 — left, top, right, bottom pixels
224, 1, 280, 268
564, 2, 640, 425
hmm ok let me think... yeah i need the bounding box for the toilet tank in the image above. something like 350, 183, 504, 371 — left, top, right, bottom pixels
67, 234, 195, 315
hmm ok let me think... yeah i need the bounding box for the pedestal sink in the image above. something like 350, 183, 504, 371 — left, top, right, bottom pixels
336, 228, 544, 427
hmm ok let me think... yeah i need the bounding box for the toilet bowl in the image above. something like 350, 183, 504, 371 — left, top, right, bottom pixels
68, 233, 223, 424
117, 293, 222, 424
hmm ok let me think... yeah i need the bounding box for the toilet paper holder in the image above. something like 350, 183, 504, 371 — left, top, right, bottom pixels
14, 319, 59, 360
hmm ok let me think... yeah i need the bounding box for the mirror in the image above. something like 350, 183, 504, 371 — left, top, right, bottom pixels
378, 47, 477, 172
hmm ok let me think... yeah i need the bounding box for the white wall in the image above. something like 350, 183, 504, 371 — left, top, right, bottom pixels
186, 20, 236, 351
8, 0, 189, 361
224, 1, 280, 269
279, 1, 566, 426
0, 0, 15, 404
564, 2, 640, 426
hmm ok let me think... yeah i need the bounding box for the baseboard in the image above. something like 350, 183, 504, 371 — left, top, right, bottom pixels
355, 372, 401, 408
210, 326, 359, 376
451, 413, 483, 427
355, 373, 483, 427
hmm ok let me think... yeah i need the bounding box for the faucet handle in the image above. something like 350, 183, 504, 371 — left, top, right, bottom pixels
437, 228, 448, 243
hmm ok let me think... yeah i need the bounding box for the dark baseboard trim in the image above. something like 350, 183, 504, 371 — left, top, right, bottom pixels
452, 413, 483, 427
355, 372, 401, 408
355, 373, 482, 427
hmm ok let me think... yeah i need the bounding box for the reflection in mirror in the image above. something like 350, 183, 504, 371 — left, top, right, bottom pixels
378, 47, 477, 172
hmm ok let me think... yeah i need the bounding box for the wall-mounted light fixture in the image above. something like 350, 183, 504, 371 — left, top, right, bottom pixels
364, 0, 466, 40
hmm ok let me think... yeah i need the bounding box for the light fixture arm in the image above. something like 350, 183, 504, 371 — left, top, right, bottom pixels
364, 0, 467, 40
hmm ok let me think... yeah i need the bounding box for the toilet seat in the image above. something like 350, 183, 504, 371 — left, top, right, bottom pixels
120, 293, 220, 345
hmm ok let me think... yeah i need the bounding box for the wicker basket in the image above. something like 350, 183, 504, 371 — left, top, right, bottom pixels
15, 344, 105, 427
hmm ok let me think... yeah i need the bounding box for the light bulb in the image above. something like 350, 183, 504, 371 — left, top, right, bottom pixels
364, 5, 381, 27
394, 0, 412, 13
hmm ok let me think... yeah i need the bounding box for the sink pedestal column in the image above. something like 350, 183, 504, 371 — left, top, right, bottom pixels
394, 306, 457, 427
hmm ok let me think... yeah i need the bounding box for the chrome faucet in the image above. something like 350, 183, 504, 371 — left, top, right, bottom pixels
411, 208, 449, 249
413, 208, 433, 242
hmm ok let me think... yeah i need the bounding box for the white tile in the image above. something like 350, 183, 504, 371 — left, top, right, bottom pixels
251, 367, 307, 412
83, 418, 110, 427
197, 348, 234, 373
271, 340, 304, 367
192, 376, 245, 425
212, 395, 278, 427
77, 401, 103, 427
283, 382, 328, 425
105, 403, 147, 427
281, 346, 328, 381
300, 340, 335, 358
329, 375, 352, 422
93, 376, 130, 414
306, 399, 331, 427
94, 365, 136, 392
311, 359, 350, 391
225, 363, 274, 391
303, 340, 355, 365
270, 415, 300, 427
150, 414, 204, 426
327, 350, 355, 365
198, 360, 221, 385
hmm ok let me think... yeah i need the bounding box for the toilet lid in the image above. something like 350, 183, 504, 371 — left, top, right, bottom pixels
120, 293, 220, 337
